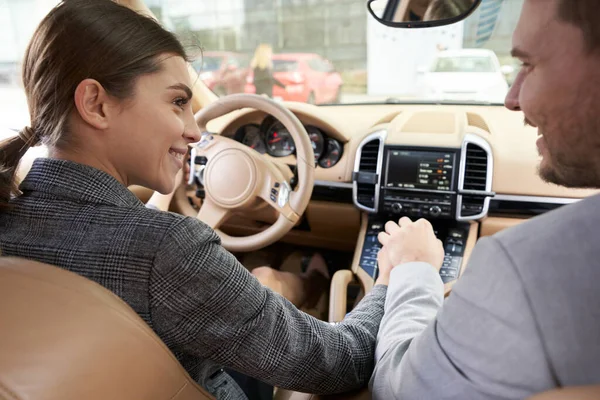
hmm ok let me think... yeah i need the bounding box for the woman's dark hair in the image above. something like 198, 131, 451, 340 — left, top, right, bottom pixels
0, 0, 187, 208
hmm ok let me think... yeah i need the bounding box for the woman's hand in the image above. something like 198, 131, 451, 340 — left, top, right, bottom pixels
375, 217, 444, 285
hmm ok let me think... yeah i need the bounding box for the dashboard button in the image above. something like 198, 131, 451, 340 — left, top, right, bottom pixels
429, 205, 442, 217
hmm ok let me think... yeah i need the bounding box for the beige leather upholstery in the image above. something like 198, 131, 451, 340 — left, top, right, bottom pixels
275, 385, 600, 400
528, 386, 600, 400
275, 388, 371, 400
0, 257, 214, 400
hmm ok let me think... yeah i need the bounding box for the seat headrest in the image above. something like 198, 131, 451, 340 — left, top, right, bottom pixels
0, 257, 213, 400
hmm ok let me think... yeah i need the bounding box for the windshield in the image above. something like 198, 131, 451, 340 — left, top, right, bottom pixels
0, 0, 524, 132
155, 0, 522, 105
197, 56, 224, 72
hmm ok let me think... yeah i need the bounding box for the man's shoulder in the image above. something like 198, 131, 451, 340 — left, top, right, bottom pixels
490, 193, 600, 275
494, 194, 600, 245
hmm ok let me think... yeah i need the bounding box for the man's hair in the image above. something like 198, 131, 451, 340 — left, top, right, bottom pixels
557, 0, 600, 52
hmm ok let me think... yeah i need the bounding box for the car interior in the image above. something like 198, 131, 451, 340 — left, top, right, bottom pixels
2, 0, 600, 399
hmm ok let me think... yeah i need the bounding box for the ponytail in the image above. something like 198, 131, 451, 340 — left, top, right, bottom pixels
0, 127, 39, 209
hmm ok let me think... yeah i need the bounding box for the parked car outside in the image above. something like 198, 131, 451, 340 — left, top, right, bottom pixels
245, 53, 343, 104
193, 51, 249, 97
416, 48, 511, 103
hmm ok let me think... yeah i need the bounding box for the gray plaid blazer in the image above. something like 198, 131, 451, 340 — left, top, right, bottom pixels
0, 158, 386, 399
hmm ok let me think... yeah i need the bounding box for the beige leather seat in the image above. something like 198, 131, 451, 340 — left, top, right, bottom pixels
1, 256, 597, 400
0, 256, 214, 400
276, 385, 600, 400
528, 386, 600, 400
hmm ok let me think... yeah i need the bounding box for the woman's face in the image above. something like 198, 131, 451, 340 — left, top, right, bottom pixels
107, 55, 201, 194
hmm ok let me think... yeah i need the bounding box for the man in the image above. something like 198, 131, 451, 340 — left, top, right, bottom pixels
371, 0, 600, 398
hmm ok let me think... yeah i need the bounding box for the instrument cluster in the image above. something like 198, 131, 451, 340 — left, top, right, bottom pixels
233, 116, 343, 168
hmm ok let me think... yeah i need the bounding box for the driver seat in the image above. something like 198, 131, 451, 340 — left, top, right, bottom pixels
0, 256, 214, 400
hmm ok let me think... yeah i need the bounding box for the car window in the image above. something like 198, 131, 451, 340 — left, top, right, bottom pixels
321, 60, 335, 73
307, 59, 323, 72
433, 56, 496, 73
273, 60, 300, 72
226, 57, 239, 68
0, 0, 60, 130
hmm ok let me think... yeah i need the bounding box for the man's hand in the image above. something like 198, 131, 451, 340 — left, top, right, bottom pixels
375, 217, 444, 285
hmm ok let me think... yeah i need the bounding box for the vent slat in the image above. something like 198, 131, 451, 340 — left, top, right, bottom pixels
461, 142, 490, 216
463, 143, 489, 191
354, 138, 381, 209
359, 140, 380, 173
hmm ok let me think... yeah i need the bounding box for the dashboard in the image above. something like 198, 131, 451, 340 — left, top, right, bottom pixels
233, 115, 344, 169
352, 127, 494, 223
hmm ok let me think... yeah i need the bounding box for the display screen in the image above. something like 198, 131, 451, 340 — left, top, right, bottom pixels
385, 150, 455, 191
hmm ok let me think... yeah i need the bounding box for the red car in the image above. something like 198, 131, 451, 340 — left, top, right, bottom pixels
245, 53, 343, 104
193, 51, 249, 97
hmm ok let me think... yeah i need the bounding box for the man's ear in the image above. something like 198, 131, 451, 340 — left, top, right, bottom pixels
73, 79, 112, 130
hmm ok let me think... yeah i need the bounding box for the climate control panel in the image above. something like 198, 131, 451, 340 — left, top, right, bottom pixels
359, 217, 468, 284
381, 192, 455, 219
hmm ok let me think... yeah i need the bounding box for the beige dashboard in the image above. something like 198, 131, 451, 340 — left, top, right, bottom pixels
208, 101, 596, 199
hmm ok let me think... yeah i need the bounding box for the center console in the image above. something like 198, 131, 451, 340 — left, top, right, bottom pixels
381, 147, 458, 219
361, 146, 467, 283
342, 132, 493, 318
359, 217, 469, 284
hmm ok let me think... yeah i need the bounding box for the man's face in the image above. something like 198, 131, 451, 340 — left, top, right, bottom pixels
505, 0, 600, 188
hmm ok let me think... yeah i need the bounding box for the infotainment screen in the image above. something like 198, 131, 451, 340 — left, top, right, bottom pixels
385, 150, 455, 191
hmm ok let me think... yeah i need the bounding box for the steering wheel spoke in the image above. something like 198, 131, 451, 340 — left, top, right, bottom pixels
258, 178, 300, 224
197, 198, 230, 229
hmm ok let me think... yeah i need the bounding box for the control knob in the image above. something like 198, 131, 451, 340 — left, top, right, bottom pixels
429, 205, 442, 217
391, 203, 403, 213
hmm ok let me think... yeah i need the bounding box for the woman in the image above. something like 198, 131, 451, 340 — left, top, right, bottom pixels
250, 44, 286, 98
423, 0, 476, 21
0, 1, 391, 399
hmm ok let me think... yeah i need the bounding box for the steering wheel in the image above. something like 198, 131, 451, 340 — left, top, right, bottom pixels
183, 94, 315, 252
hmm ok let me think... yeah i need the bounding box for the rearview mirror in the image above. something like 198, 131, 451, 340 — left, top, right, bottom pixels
367, 0, 482, 28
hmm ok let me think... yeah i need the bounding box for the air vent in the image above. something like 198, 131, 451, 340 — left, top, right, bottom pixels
458, 134, 494, 221
353, 130, 386, 213
359, 140, 380, 172
356, 184, 376, 209
463, 144, 488, 191
461, 194, 487, 217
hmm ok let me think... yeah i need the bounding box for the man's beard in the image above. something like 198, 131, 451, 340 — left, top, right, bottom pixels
533, 92, 600, 189
538, 140, 600, 188
538, 163, 600, 188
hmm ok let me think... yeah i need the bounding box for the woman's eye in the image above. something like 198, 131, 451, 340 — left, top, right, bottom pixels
173, 97, 189, 109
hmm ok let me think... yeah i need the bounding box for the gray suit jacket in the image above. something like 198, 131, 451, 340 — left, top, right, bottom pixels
0, 158, 387, 400
370, 194, 600, 399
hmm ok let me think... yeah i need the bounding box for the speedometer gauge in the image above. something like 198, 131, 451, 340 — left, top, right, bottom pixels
266, 123, 295, 157
241, 125, 266, 154
318, 138, 343, 168
306, 126, 324, 161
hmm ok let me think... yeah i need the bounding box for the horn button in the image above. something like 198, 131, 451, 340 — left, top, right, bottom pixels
204, 149, 258, 207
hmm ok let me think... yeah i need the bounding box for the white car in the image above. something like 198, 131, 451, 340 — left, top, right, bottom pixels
417, 49, 512, 104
